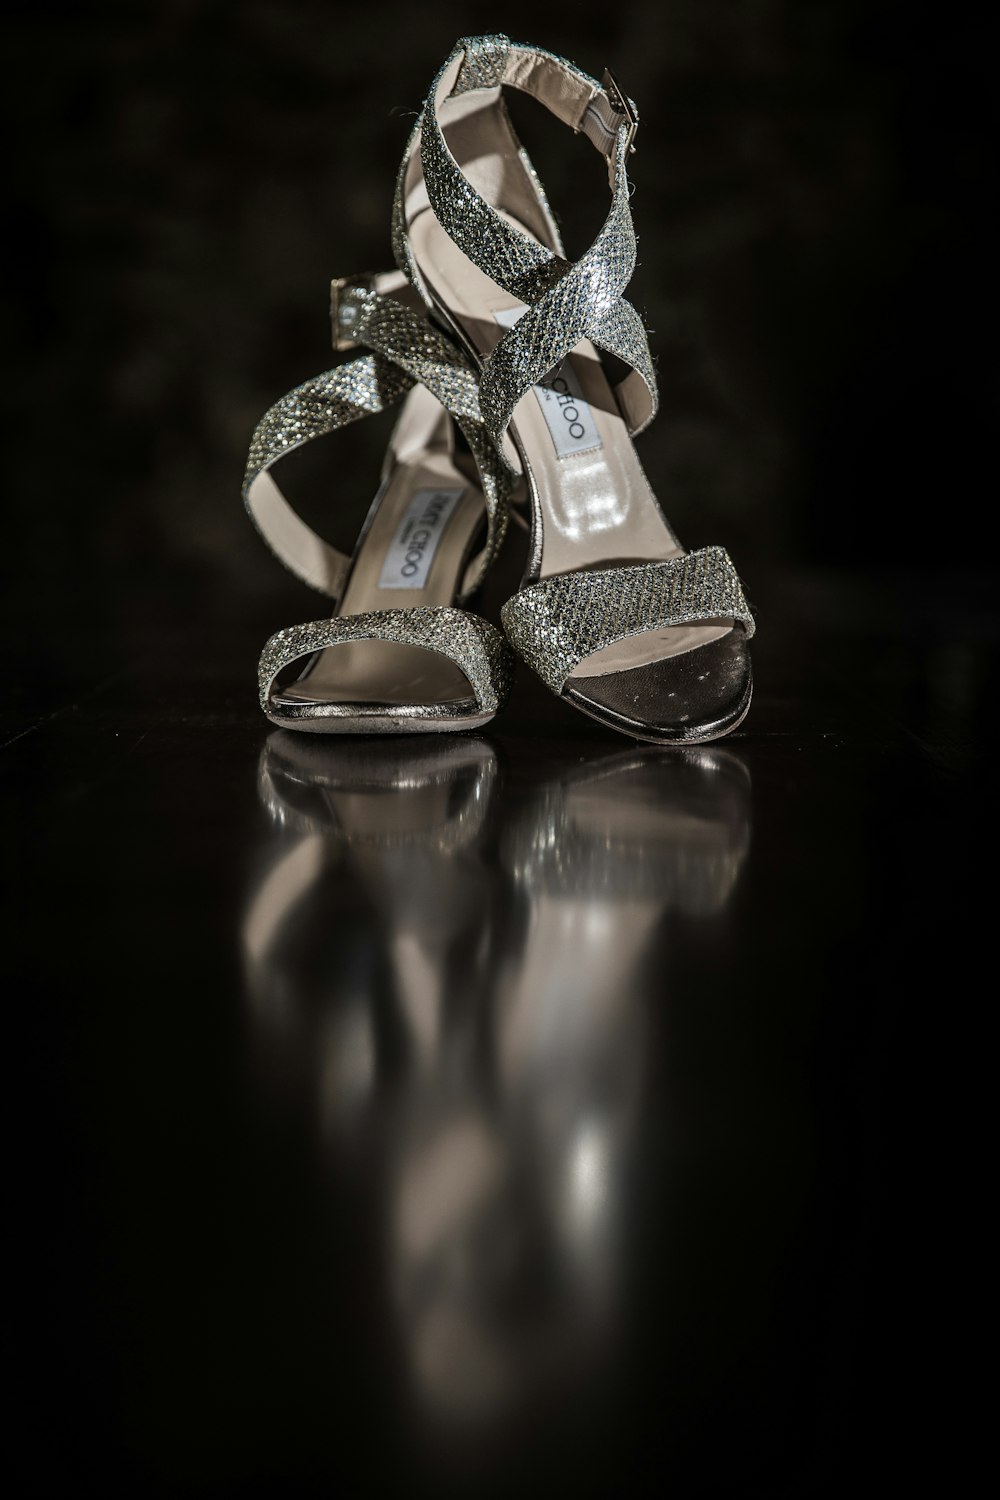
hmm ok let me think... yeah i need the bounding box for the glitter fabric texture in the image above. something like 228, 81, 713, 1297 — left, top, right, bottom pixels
243, 277, 515, 730
452, 31, 509, 94
394, 38, 756, 728
395, 35, 658, 443
245, 355, 412, 514
499, 548, 755, 695
258, 608, 514, 722
244, 280, 509, 599
336, 284, 510, 592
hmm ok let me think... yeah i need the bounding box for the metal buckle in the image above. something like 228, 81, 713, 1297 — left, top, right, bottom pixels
602, 69, 638, 154
330, 273, 375, 351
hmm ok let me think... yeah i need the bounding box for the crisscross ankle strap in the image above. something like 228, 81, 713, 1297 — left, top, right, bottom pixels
243, 270, 509, 602
451, 37, 637, 167
393, 35, 658, 445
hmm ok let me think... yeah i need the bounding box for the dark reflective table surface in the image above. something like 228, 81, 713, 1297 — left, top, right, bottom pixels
7, 571, 993, 1495
244, 736, 751, 1446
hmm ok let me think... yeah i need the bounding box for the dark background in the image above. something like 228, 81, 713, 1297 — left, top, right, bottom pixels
7, 0, 993, 653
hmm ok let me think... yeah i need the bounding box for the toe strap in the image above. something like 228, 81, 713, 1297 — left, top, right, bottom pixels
259, 607, 514, 717
500, 546, 755, 694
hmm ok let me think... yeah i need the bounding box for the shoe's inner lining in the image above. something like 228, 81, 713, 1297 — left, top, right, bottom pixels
274, 386, 486, 712
405, 88, 732, 680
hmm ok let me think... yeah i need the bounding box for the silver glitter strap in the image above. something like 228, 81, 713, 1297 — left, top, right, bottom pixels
258, 607, 514, 717
398, 36, 657, 443
336, 280, 510, 595
243, 273, 509, 600
499, 548, 756, 694
243, 351, 411, 598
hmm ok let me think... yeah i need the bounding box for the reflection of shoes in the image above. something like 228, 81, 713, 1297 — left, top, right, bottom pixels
243, 270, 514, 733
257, 731, 498, 851
243, 734, 499, 1044
395, 36, 755, 743
502, 748, 751, 913
243, 732, 501, 1152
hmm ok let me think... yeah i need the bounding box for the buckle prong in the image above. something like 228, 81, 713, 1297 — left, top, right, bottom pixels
602, 69, 638, 154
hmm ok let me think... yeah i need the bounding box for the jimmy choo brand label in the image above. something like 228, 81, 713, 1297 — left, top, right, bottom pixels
494, 307, 603, 458
377, 488, 465, 590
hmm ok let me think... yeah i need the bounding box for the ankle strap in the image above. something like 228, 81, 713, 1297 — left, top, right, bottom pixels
394, 35, 657, 443
450, 35, 638, 163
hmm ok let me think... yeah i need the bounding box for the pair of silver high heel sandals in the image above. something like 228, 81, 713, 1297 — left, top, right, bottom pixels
243, 36, 756, 744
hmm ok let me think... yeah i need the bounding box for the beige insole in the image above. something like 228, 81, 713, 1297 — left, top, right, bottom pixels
275, 395, 486, 710
408, 192, 731, 679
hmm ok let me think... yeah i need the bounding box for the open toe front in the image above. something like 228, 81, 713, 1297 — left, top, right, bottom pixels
259, 608, 512, 735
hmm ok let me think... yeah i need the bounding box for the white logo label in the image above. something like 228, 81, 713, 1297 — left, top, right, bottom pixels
377, 488, 465, 590
494, 306, 603, 459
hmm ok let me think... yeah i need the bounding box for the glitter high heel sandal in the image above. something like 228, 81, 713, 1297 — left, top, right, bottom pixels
243, 270, 513, 733
394, 36, 755, 743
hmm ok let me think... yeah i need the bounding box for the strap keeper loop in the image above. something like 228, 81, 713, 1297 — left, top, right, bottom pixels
330, 273, 376, 351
